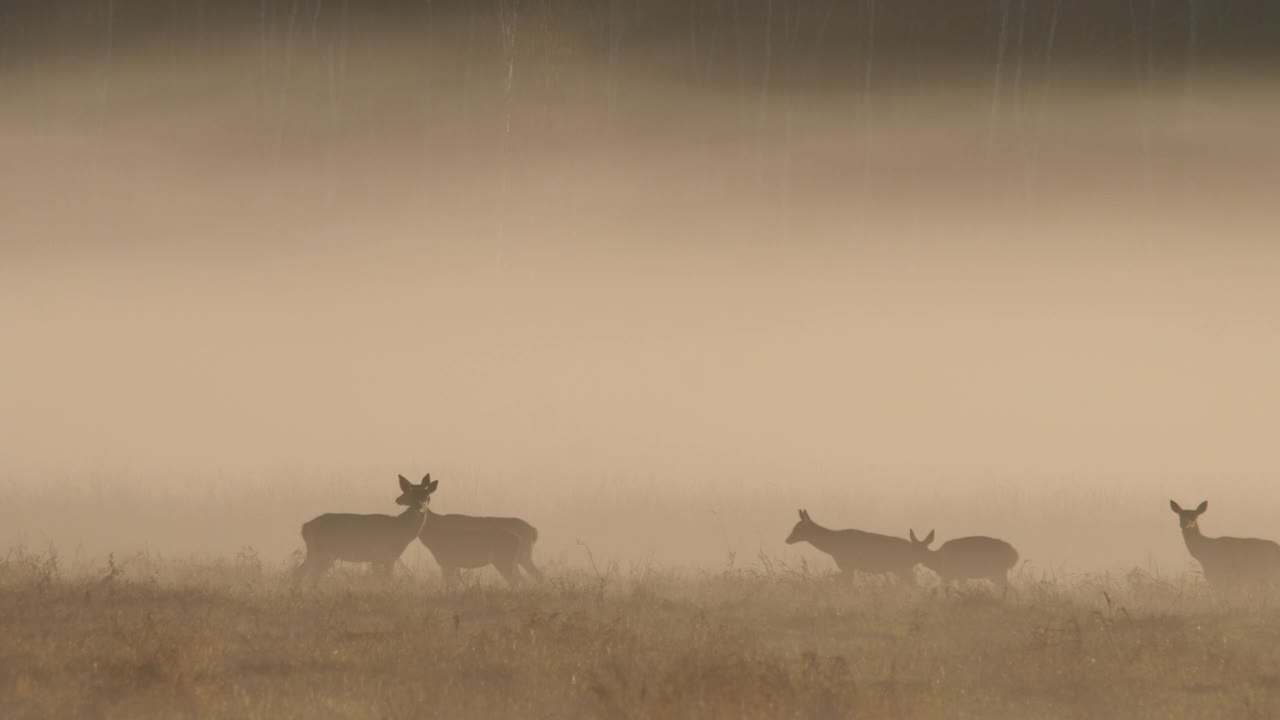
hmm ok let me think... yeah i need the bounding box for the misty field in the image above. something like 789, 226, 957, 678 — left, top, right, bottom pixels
4, 2, 1280, 719
3, 550, 1279, 720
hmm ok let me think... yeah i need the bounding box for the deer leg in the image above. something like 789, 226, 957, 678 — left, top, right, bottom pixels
992, 573, 1010, 599
300, 555, 333, 583
832, 562, 855, 583
295, 554, 314, 580
440, 566, 459, 592
518, 545, 545, 583
296, 544, 321, 579
494, 558, 522, 589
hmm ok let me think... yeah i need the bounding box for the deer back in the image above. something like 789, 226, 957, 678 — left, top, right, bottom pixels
418, 511, 524, 569
927, 536, 1019, 576
420, 511, 537, 545
821, 528, 916, 573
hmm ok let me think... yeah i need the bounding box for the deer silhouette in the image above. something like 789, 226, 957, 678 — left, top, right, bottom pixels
1170, 500, 1280, 588
907, 529, 1018, 592
296, 474, 433, 580
417, 478, 543, 587
785, 509, 916, 582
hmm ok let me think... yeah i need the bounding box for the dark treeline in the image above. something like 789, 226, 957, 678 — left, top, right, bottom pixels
2, 0, 1275, 78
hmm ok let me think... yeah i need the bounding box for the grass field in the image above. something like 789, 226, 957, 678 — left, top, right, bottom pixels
3, 548, 1279, 719
3, 4, 1279, 718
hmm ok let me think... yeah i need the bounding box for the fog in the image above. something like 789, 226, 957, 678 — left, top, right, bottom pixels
2, 2, 1279, 575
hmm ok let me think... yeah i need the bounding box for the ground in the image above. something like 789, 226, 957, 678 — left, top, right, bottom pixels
2, 549, 1279, 719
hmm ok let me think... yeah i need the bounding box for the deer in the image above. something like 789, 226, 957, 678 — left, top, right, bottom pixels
419, 518, 526, 590
1170, 500, 1280, 588
416, 478, 543, 586
907, 529, 1019, 592
295, 474, 435, 581
784, 509, 917, 582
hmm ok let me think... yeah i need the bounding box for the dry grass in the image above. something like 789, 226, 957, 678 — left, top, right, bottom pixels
3, 548, 1280, 719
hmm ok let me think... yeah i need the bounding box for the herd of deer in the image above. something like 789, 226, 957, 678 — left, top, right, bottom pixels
296, 475, 1280, 591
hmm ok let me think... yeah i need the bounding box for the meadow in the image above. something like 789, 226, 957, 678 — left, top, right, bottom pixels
4, 3, 1279, 718
3, 547, 1280, 719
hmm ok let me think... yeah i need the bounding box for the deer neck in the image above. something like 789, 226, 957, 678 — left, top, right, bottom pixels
418, 506, 439, 534
913, 547, 936, 568
401, 505, 429, 538
802, 524, 842, 554
1182, 524, 1209, 556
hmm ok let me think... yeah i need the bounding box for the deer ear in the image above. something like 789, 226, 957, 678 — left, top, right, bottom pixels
1170, 500, 1182, 513
924, 530, 935, 545
428, 480, 439, 493
909, 529, 918, 542
399, 475, 413, 493
1196, 501, 1208, 514
798, 510, 805, 521
422, 473, 431, 485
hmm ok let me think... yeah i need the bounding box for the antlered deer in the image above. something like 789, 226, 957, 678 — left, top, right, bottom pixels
417, 478, 543, 587
907, 529, 1019, 592
1170, 500, 1280, 588
785, 509, 916, 582
296, 474, 434, 580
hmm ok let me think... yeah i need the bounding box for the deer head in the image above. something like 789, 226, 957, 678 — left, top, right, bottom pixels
908, 528, 936, 558
786, 509, 817, 545
397, 473, 438, 510
1170, 500, 1208, 531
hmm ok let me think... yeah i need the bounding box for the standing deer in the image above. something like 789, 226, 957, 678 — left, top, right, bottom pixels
907, 529, 1019, 592
1170, 500, 1280, 588
417, 478, 543, 586
784, 509, 917, 582
419, 518, 526, 590
296, 474, 435, 581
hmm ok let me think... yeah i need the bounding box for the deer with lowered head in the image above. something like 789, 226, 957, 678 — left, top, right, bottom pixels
296, 474, 435, 581
1170, 500, 1280, 588
785, 509, 917, 582
907, 529, 1019, 592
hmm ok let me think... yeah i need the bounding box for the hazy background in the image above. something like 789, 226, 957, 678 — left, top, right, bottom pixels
2, 0, 1278, 575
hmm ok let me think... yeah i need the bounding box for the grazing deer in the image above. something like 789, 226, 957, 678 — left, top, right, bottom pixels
785, 509, 917, 582
296, 474, 434, 581
1170, 500, 1280, 588
907, 529, 1019, 592
417, 478, 543, 585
